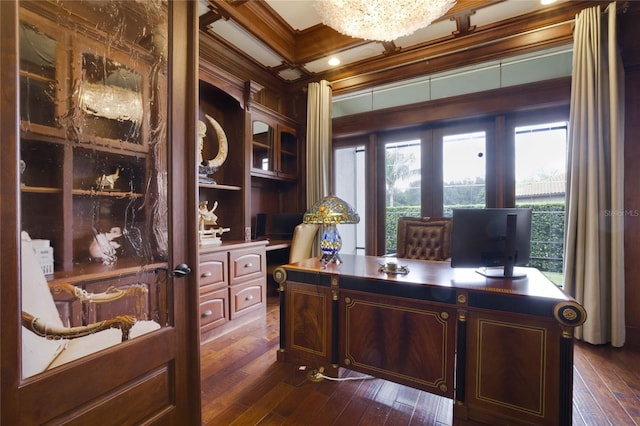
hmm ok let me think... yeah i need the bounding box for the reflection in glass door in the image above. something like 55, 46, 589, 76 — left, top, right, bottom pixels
335, 145, 366, 255
442, 131, 486, 216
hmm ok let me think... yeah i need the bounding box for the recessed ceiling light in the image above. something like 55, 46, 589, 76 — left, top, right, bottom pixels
328, 57, 341, 66
541, 0, 557, 5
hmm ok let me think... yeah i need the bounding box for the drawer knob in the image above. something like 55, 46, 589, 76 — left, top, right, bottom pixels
244, 263, 253, 268
201, 271, 212, 278
245, 295, 254, 301
202, 310, 213, 317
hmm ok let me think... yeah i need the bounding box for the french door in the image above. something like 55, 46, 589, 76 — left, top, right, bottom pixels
1, 1, 200, 424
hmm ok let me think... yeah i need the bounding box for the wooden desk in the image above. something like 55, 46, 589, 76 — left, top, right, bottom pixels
264, 239, 291, 252
274, 255, 586, 426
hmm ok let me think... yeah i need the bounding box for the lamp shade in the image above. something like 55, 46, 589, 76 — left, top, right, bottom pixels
303, 195, 360, 225
304, 195, 359, 264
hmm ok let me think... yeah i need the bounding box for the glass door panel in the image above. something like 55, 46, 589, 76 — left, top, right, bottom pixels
385, 140, 421, 254
335, 145, 366, 256
442, 131, 486, 215
515, 122, 568, 286
252, 120, 274, 172
19, 0, 169, 379
279, 128, 297, 176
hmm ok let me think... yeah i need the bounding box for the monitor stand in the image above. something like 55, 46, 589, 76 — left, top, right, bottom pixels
476, 266, 528, 279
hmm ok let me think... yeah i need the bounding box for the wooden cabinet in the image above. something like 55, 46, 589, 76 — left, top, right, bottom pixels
199, 251, 228, 334
251, 105, 299, 181
198, 80, 248, 242
198, 242, 267, 343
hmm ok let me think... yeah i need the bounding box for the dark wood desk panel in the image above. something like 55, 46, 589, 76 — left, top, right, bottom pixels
340, 289, 457, 398
274, 255, 586, 426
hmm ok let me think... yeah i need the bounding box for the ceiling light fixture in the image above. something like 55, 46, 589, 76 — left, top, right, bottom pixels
328, 57, 341, 66
313, 0, 457, 42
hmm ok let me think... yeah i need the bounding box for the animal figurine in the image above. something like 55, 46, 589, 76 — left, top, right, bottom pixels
198, 200, 218, 231
89, 227, 122, 264
95, 168, 120, 190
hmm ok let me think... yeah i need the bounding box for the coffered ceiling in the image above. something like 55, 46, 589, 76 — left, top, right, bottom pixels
198, 0, 606, 95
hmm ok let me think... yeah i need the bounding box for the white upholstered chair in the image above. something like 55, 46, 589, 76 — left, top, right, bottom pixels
21, 232, 160, 378
268, 223, 319, 286
288, 223, 320, 263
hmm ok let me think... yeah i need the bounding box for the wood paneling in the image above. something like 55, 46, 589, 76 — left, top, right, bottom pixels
621, 8, 640, 348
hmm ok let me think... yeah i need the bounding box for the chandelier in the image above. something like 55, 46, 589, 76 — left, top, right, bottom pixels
313, 0, 457, 42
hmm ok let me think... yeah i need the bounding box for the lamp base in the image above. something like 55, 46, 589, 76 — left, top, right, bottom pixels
321, 253, 342, 264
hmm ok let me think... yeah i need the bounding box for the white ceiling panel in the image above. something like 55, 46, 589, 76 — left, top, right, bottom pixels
207, 20, 284, 68
395, 18, 458, 48
471, 0, 548, 27
265, 0, 322, 30
304, 42, 385, 73
278, 68, 304, 80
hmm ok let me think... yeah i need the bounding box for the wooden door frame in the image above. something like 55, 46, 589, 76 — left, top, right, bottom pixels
0, 1, 201, 423
170, 1, 202, 422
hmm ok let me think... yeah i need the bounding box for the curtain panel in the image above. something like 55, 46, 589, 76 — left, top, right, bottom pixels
564, 2, 625, 346
306, 80, 333, 207
306, 81, 332, 256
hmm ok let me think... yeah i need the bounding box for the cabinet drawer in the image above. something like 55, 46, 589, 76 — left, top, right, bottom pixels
229, 278, 265, 319
229, 248, 265, 285
200, 288, 228, 332
199, 252, 227, 292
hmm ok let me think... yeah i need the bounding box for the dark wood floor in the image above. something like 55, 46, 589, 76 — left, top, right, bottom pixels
201, 294, 640, 425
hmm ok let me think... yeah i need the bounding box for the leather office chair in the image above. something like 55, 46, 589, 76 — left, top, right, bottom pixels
396, 216, 452, 261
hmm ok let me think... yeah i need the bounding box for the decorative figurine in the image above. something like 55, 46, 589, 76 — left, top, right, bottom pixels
197, 200, 230, 246
89, 227, 122, 264
95, 168, 120, 191
198, 114, 228, 184
198, 200, 219, 230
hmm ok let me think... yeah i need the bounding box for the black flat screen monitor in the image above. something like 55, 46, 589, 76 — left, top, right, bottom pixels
450, 208, 532, 279
270, 213, 304, 240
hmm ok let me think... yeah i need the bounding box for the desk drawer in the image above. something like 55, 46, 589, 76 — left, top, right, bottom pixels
199, 252, 227, 292
229, 278, 264, 319
200, 288, 228, 332
230, 248, 264, 285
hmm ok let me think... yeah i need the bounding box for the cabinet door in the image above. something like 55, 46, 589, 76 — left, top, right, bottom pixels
3, 2, 200, 424
278, 125, 298, 179
252, 119, 276, 175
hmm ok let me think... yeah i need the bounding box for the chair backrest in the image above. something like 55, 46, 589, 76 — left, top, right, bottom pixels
21, 232, 67, 378
289, 223, 319, 263
396, 217, 452, 261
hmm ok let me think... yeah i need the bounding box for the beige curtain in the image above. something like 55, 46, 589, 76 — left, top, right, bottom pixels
306, 80, 333, 207
564, 2, 625, 346
306, 80, 332, 256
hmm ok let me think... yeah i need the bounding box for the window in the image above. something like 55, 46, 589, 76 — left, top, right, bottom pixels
514, 122, 568, 286
335, 145, 366, 255
384, 140, 421, 254
442, 131, 486, 216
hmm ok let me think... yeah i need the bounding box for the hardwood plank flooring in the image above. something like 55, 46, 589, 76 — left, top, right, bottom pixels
201, 294, 640, 425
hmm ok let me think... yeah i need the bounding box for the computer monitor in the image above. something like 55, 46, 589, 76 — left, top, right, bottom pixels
270, 213, 304, 240
253, 213, 267, 239
450, 208, 532, 279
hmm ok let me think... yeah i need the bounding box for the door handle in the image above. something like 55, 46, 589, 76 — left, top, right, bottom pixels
155, 263, 192, 277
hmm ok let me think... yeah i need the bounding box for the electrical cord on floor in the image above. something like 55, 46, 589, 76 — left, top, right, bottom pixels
303, 366, 375, 383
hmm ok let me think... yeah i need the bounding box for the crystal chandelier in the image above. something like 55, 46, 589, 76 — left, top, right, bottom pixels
314, 0, 457, 42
